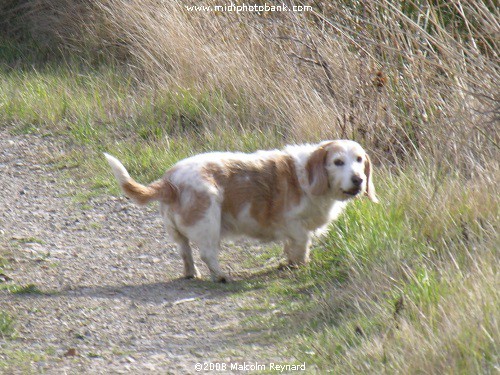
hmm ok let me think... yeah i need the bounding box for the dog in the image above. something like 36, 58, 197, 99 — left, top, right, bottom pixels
104, 140, 377, 282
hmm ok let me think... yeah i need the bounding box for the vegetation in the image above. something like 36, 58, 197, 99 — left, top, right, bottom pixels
0, 284, 44, 295
1, 0, 498, 373
0, 311, 15, 338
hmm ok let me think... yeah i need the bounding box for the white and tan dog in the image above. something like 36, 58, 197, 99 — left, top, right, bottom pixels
105, 140, 377, 282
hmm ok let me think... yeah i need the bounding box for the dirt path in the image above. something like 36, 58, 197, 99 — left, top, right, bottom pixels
0, 132, 279, 374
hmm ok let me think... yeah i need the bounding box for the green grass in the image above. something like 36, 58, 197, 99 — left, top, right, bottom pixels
10, 237, 45, 245
0, 349, 46, 374
0, 311, 15, 338
0, 284, 44, 295
229, 167, 498, 373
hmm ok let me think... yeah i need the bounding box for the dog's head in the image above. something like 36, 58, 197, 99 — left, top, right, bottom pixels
306, 140, 378, 202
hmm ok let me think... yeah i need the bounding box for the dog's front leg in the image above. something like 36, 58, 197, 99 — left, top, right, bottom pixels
284, 234, 311, 266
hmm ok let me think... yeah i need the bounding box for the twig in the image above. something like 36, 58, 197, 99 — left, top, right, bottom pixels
288, 51, 336, 99
171, 293, 210, 306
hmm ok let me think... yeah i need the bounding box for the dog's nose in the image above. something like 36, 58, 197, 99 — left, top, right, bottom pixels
351, 175, 363, 187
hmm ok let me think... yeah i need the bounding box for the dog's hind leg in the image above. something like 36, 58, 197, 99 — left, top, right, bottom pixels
188, 205, 228, 282
199, 243, 227, 283
171, 229, 200, 279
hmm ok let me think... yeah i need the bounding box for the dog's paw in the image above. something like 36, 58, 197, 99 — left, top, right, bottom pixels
184, 267, 201, 280
278, 262, 300, 271
211, 274, 230, 283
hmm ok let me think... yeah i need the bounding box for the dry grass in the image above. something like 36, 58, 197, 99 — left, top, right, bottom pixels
313, 247, 498, 373
2, 0, 498, 165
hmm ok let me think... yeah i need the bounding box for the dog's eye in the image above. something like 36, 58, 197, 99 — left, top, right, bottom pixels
357, 156, 363, 163
334, 159, 344, 166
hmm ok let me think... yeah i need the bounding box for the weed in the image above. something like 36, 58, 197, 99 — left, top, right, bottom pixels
0, 311, 15, 338
11, 237, 45, 245
1, 284, 44, 295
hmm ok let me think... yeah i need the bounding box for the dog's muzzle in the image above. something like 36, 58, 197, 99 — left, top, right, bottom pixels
342, 187, 362, 196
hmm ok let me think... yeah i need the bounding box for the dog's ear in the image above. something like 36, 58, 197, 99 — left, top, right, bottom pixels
306, 146, 329, 195
364, 154, 379, 203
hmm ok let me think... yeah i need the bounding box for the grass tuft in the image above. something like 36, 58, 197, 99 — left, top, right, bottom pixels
2, 284, 44, 295
0, 311, 15, 338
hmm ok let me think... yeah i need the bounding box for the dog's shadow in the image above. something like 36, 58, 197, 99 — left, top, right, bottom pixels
13, 265, 289, 304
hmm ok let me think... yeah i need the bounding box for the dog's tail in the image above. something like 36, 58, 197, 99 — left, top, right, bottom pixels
104, 153, 174, 205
